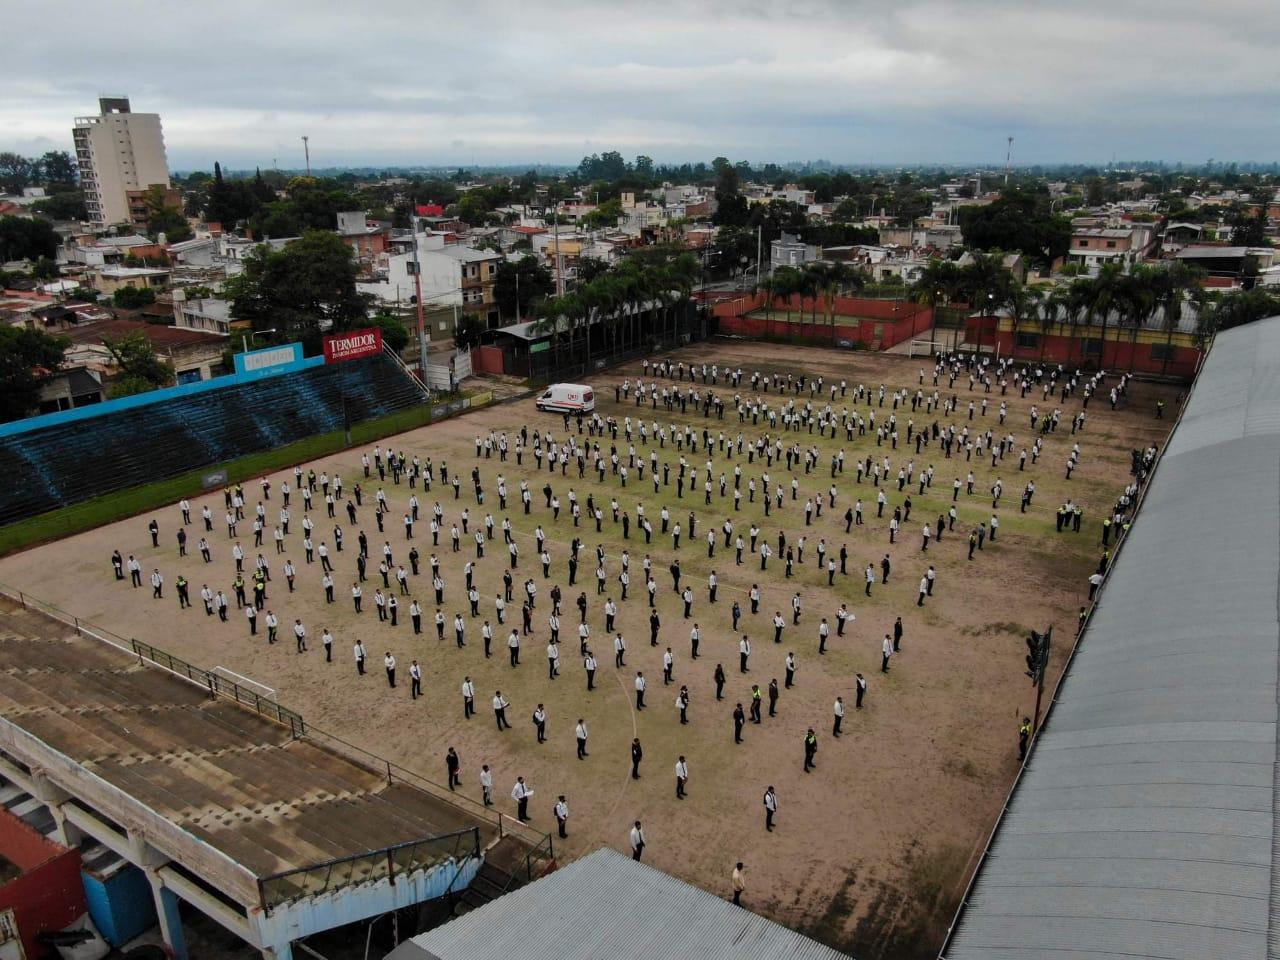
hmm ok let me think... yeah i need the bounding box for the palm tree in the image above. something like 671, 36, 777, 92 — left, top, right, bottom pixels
1004, 284, 1039, 359
1151, 262, 1204, 376
912, 258, 964, 349
1064, 279, 1093, 364
1036, 288, 1063, 363
1084, 263, 1125, 367
959, 252, 1014, 355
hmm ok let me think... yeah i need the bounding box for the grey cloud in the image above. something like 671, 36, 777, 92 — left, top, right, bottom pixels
0, 0, 1275, 167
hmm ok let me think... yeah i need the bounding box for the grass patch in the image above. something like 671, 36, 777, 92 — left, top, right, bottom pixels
0, 400, 489, 558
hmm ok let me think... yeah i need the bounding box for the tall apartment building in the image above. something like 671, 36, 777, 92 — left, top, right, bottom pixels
72, 97, 170, 227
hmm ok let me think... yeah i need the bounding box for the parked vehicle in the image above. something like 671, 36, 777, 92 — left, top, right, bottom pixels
535, 383, 595, 414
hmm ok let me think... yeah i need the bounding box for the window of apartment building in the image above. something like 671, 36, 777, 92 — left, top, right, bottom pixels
1106, 240, 1117, 248
1149, 342, 1176, 361
1077, 238, 1088, 246
404, 261, 418, 275
1015, 332, 1039, 349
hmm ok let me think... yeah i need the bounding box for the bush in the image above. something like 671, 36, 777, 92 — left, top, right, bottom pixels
112, 286, 157, 309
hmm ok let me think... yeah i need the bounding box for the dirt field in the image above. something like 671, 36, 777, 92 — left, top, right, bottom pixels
0, 343, 1177, 958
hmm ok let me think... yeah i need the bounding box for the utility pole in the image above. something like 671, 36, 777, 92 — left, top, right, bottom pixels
302, 136, 311, 177
1004, 136, 1013, 186
552, 201, 563, 297
410, 215, 427, 386
1026, 624, 1053, 735
755, 224, 762, 289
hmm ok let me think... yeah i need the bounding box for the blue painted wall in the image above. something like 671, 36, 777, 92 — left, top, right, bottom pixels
83, 862, 157, 947
0, 355, 323, 441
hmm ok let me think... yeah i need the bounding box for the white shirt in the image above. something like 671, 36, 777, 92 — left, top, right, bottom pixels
576, 721, 588, 740
511, 781, 531, 801
834, 699, 844, 717
462, 680, 475, 699
635, 675, 647, 691
675, 760, 688, 779
493, 695, 508, 711
883, 637, 893, 657
630, 826, 645, 850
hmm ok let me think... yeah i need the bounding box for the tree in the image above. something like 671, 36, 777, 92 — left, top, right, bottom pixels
142, 184, 192, 242
225, 231, 368, 351
32, 190, 87, 221
112, 286, 156, 309
584, 198, 623, 230
0, 153, 33, 195
453, 315, 486, 351
495, 255, 554, 321
0, 216, 59, 261
0, 326, 69, 421
1227, 204, 1268, 248
369, 313, 410, 353
959, 188, 1070, 269
36, 151, 77, 188
102, 332, 174, 397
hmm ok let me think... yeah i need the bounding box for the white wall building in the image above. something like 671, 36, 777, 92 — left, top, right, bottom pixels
72, 96, 170, 226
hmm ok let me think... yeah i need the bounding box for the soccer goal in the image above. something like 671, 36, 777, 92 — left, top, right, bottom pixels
908, 338, 945, 358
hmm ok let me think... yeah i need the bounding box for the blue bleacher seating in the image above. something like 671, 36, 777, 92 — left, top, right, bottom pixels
0, 354, 425, 527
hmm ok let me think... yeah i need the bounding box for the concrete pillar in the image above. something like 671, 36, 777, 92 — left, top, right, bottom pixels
145, 870, 188, 960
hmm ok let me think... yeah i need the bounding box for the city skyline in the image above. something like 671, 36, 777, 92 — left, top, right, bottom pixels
1, 0, 1277, 170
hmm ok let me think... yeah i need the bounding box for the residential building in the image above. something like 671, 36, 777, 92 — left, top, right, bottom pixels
1065, 223, 1156, 274
126, 185, 183, 234
770, 232, 819, 270
336, 211, 387, 262
171, 289, 232, 335
1174, 245, 1277, 284
90, 266, 171, 297
72, 97, 170, 227
57, 234, 161, 268
363, 237, 502, 327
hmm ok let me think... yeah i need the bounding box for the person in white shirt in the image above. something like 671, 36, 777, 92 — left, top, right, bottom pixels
739, 635, 751, 672
353, 641, 366, 675
763, 786, 778, 831
630, 821, 646, 861
461, 676, 475, 717
479, 765, 493, 806
881, 635, 893, 673
575, 719, 589, 759
546, 641, 560, 679
384, 652, 396, 688
493, 691, 511, 730
675, 756, 689, 799
511, 776, 533, 822
634, 671, 647, 709
833, 696, 845, 737
554, 795, 569, 839
409, 660, 422, 699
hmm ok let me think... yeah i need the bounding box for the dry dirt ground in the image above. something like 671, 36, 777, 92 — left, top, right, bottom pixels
0, 343, 1177, 959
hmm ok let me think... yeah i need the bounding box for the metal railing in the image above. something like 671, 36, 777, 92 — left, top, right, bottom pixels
0, 581, 555, 893
257, 826, 481, 911
0, 583, 305, 738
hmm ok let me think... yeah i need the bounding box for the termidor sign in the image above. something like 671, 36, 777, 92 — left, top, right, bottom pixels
323, 327, 382, 363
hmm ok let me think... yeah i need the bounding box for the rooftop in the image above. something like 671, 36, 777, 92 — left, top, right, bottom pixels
389, 848, 850, 960
944, 315, 1280, 960
0, 597, 495, 909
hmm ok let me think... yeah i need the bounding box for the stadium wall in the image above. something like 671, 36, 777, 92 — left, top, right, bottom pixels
714, 293, 933, 348
0, 354, 323, 441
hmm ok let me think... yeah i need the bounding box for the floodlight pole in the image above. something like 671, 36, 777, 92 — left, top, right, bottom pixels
1032, 624, 1053, 735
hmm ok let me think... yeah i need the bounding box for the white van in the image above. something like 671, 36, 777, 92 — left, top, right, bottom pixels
535, 383, 595, 414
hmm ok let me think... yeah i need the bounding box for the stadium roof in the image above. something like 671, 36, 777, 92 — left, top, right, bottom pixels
388, 848, 851, 960
942, 315, 1280, 959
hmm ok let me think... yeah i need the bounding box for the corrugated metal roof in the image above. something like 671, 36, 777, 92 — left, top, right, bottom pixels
943, 315, 1280, 960
387, 848, 851, 960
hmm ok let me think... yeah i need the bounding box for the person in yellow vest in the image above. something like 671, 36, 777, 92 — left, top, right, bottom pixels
1018, 717, 1032, 760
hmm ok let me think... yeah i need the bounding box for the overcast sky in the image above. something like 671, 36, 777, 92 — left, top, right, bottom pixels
2, 0, 1276, 171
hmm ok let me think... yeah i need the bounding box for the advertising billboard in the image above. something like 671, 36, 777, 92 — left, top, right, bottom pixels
323, 328, 383, 363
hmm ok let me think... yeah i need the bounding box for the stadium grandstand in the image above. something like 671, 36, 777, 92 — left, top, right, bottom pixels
0, 350, 428, 528
0, 590, 552, 960
941, 315, 1280, 959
